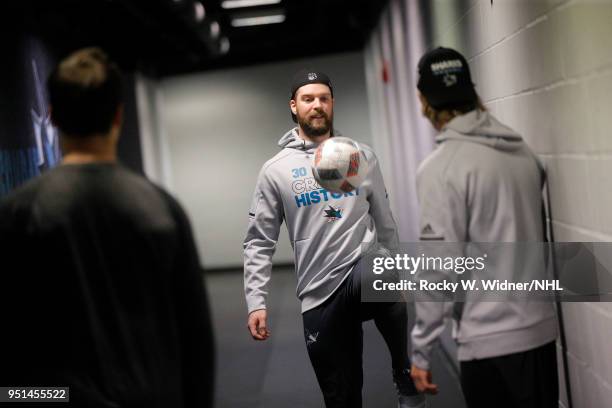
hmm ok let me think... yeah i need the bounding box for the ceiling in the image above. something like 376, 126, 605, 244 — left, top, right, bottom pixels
7, 0, 390, 77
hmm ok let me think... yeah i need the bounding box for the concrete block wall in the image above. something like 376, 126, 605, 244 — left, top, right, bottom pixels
426, 0, 612, 406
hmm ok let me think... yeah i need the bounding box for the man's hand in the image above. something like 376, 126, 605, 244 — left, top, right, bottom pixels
247, 309, 270, 340
411, 364, 438, 394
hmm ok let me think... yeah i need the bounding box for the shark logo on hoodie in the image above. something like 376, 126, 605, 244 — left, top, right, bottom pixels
323, 205, 343, 222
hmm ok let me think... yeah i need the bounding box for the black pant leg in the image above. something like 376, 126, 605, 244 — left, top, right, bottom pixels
495, 341, 559, 408
461, 358, 511, 408
461, 342, 559, 408
351, 258, 411, 371
372, 302, 411, 371
302, 279, 363, 408
533, 341, 559, 408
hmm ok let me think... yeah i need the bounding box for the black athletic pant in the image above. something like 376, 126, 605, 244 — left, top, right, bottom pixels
302, 259, 413, 408
460, 341, 559, 408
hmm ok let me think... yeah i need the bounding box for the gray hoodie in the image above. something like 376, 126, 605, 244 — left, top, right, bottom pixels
244, 128, 398, 313
411, 110, 557, 369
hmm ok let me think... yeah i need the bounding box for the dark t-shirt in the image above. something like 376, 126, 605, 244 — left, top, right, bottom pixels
0, 163, 214, 407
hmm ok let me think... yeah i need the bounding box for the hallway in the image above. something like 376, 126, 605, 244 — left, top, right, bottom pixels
207, 267, 466, 408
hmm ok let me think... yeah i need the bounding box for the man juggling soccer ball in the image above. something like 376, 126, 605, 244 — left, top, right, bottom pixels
243, 70, 426, 408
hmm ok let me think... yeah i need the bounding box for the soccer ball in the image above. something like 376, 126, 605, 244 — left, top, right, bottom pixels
312, 137, 370, 193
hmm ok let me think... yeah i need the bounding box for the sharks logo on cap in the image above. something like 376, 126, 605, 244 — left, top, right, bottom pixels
308, 72, 318, 80
443, 74, 458, 87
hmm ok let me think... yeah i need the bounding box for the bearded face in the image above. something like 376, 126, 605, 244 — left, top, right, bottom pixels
296, 107, 332, 137
291, 83, 334, 139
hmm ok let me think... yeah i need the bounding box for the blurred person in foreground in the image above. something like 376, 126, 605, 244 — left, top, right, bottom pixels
0, 47, 214, 407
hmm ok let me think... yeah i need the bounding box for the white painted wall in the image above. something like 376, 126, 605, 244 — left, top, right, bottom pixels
157, 52, 373, 269
470, 2, 612, 407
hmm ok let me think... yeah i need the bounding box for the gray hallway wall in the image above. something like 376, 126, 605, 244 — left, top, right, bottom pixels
156, 52, 373, 269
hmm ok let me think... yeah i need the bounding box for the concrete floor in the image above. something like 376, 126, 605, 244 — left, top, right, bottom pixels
206, 267, 467, 408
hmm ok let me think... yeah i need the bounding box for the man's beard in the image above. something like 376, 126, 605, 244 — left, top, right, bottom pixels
297, 110, 333, 137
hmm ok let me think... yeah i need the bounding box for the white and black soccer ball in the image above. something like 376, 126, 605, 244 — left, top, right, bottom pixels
312, 137, 369, 193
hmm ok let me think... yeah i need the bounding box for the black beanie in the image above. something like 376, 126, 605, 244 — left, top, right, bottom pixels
417, 47, 477, 110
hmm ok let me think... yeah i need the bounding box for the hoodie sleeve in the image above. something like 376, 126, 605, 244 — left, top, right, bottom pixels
243, 167, 284, 314
411, 160, 467, 371
366, 153, 399, 251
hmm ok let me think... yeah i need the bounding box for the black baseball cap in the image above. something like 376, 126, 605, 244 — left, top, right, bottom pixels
290, 69, 333, 123
417, 47, 477, 110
